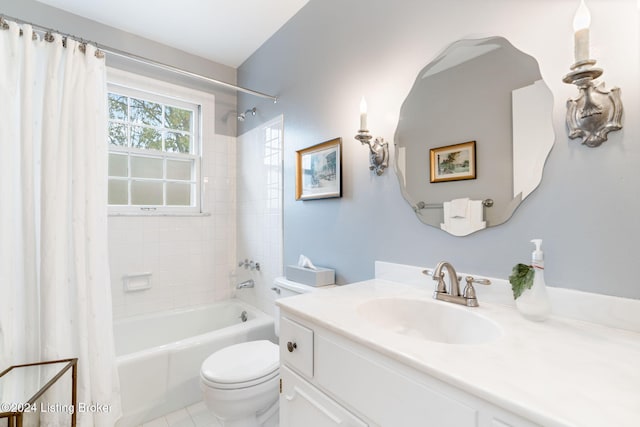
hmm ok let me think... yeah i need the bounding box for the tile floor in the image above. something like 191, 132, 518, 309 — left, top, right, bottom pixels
140, 401, 222, 427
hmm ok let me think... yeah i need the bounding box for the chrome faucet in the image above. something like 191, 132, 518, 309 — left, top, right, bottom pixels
433, 261, 461, 298
428, 261, 491, 307
238, 259, 260, 271
236, 279, 255, 289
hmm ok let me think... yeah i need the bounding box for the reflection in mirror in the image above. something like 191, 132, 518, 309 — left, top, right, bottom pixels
394, 37, 554, 236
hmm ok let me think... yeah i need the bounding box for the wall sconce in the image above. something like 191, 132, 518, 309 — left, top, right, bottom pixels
354, 97, 389, 175
563, 0, 623, 147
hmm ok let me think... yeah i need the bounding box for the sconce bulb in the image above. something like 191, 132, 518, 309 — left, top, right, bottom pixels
573, 0, 591, 31
359, 97, 368, 131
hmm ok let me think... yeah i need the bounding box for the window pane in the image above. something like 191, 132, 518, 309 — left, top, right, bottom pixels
108, 122, 127, 147
108, 93, 128, 121
108, 180, 128, 205
109, 153, 128, 177
131, 181, 163, 205
167, 159, 192, 180
130, 98, 162, 126
107, 85, 200, 210
131, 126, 162, 151
165, 131, 190, 153
165, 106, 192, 132
131, 156, 163, 179
166, 182, 191, 206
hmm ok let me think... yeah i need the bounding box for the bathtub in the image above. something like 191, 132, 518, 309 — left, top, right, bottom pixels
114, 299, 276, 427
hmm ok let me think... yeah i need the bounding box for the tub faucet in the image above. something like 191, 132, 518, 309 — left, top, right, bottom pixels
236, 279, 255, 289
428, 261, 490, 307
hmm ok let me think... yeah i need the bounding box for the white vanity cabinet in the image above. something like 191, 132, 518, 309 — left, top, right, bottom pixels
279, 316, 368, 426
279, 312, 539, 427
280, 366, 368, 427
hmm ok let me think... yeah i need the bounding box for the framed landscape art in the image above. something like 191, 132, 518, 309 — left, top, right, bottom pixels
430, 140, 476, 183
295, 138, 342, 200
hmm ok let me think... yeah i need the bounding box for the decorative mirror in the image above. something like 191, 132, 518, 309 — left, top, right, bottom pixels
394, 37, 554, 236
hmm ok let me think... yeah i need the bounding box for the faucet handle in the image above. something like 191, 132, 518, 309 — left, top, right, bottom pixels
424, 269, 448, 293
422, 269, 462, 281
463, 275, 491, 298
466, 276, 492, 285
462, 276, 480, 307
463, 276, 477, 299
435, 275, 447, 293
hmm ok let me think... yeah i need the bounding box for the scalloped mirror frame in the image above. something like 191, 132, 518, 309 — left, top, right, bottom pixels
393, 36, 555, 236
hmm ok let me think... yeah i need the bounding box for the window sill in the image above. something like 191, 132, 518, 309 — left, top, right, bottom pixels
108, 212, 211, 217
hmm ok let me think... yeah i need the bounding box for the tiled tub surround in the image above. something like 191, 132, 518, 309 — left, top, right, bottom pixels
235, 117, 284, 316
114, 299, 276, 427
109, 133, 237, 319
277, 261, 640, 427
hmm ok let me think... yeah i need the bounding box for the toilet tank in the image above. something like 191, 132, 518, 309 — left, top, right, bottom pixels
273, 277, 331, 336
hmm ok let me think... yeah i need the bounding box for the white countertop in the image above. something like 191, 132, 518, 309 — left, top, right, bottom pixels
277, 278, 640, 427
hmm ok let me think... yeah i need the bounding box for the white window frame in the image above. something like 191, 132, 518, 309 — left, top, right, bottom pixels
107, 68, 215, 215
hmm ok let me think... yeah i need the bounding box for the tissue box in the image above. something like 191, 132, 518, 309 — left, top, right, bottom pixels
285, 265, 335, 287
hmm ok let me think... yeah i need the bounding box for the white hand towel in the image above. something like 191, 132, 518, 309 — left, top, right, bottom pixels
449, 198, 469, 218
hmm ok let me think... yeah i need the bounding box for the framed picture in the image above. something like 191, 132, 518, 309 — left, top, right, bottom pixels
296, 138, 342, 200
430, 140, 476, 183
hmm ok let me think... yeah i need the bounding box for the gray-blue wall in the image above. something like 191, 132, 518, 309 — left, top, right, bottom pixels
238, 0, 640, 298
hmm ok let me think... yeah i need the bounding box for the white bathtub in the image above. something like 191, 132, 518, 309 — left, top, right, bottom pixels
114, 299, 276, 427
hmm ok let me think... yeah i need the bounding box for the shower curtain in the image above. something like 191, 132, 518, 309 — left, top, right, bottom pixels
0, 21, 121, 426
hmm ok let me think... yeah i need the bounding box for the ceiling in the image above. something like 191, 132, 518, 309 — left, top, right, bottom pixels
35, 0, 309, 68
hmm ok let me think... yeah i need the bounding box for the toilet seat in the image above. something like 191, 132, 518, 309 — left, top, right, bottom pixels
201, 340, 279, 390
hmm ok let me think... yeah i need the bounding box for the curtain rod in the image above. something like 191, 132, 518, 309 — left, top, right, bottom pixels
102, 47, 278, 102
0, 14, 278, 103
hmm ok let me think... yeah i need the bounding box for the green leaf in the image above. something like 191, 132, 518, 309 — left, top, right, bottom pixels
508, 263, 534, 300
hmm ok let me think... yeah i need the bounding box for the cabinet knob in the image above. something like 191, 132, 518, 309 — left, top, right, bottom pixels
287, 341, 297, 352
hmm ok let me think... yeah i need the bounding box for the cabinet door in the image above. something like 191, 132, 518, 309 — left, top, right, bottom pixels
280, 366, 368, 427
280, 316, 314, 378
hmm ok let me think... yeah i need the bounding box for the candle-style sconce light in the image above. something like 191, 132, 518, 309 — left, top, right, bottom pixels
355, 97, 389, 175
563, 0, 623, 147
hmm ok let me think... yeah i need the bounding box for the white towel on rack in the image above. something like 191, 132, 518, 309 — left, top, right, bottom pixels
449, 198, 469, 218
441, 199, 486, 236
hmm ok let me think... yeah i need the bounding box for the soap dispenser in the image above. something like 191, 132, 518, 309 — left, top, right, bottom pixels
516, 239, 551, 321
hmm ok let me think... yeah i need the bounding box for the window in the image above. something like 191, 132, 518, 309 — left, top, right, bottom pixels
107, 83, 201, 213
264, 124, 283, 212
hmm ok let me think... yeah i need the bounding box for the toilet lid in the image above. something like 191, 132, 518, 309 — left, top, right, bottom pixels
201, 340, 279, 387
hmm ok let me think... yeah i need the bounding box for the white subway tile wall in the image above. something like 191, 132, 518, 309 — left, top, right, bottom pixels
109, 134, 237, 319
234, 117, 284, 316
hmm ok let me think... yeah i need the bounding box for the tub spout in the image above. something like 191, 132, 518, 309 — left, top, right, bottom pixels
236, 279, 255, 289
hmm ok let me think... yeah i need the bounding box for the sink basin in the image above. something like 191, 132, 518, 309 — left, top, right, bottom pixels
356, 297, 502, 345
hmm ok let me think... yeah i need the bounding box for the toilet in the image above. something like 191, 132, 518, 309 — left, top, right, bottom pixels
200, 277, 328, 427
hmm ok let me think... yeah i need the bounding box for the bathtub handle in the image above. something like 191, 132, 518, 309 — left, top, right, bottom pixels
270, 287, 281, 295
287, 341, 297, 353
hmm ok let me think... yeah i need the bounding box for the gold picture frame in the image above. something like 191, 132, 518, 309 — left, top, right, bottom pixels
430, 140, 476, 183
296, 138, 342, 200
